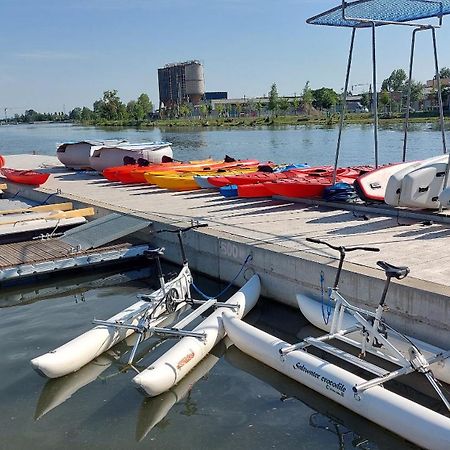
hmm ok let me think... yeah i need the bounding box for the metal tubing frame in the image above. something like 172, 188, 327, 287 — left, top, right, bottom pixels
402, 27, 421, 161
371, 22, 379, 168
334, 27, 356, 183
338, 1, 450, 205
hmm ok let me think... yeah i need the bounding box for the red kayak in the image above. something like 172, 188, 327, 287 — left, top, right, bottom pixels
0, 168, 50, 186
208, 166, 356, 188
0, 155, 5, 168
237, 166, 373, 199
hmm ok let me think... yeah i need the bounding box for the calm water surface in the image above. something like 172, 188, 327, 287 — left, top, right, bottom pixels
0, 124, 431, 449
0, 265, 418, 450
0, 121, 448, 166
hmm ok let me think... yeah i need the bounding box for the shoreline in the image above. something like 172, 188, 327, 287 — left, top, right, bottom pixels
4, 112, 450, 129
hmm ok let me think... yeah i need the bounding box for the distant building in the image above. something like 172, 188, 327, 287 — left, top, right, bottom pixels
423, 78, 450, 111
158, 60, 205, 109
204, 92, 228, 101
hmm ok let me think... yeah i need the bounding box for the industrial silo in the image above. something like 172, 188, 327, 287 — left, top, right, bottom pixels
185, 61, 205, 105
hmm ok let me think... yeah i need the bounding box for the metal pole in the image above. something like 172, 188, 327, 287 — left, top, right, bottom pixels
334, 27, 356, 184
371, 23, 379, 168
432, 27, 447, 155
432, 26, 450, 210
402, 28, 419, 162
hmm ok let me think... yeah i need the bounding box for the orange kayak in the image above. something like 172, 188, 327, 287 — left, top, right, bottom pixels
103, 158, 214, 183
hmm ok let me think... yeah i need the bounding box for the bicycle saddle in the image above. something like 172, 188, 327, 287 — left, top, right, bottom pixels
377, 261, 410, 280
144, 247, 165, 259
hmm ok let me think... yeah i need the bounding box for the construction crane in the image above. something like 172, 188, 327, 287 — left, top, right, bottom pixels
351, 83, 372, 95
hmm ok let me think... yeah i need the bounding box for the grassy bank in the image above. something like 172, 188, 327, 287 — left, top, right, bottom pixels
78, 111, 450, 129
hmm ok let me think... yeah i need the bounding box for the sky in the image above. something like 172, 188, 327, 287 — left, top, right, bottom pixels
1, 0, 450, 115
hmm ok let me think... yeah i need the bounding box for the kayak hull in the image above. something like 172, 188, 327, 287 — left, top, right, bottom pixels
0, 168, 50, 186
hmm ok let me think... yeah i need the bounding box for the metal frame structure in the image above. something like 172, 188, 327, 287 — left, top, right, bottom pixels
308, 1, 450, 204
93, 223, 239, 368
282, 237, 450, 412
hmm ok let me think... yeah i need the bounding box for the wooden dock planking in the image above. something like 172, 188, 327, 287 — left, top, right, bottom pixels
0, 239, 132, 269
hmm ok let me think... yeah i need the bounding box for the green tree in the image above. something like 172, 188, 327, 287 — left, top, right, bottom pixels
312, 88, 339, 110
199, 103, 208, 118
408, 80, 424, 103
379, 90, 390, 113
215, 103, 225, 117
136, 93, 153, 118
81, 107, 94, 121
268, 83, 279, 116
235, 102, 242, 117
361, 92, 371, 109
179, 103, 191, 118
302, 81, 314, 114
69, 107, 82, 121
278, 97, 290, 115
438, 67, 450, 79
381, 69, 407, 92
255, 101, 263, 117
95, 90, 127, 120
292, 96, 300, 115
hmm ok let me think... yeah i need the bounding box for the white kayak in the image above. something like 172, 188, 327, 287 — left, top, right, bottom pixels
222, 313, 450, 450
297, 294, 450, 385
132, 274, 261, 397
31, 274, 191, 378
384, 154, 449, 208
354, 161, 417, 203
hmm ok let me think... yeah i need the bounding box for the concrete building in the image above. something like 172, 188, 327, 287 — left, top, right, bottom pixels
158, 60, 205, 109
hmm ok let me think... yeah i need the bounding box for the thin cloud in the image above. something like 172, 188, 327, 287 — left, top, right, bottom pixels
15, 51, 87, 61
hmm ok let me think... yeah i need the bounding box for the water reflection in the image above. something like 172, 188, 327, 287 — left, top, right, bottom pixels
0, 266, 154, 308
33, 308, 188, 421
224, 345, 417, 450
135, 339, 230, 442
35, 353, 115, 420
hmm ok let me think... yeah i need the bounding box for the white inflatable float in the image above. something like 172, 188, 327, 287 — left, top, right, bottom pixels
132, 274, 260, 396
222, 313, 450, 450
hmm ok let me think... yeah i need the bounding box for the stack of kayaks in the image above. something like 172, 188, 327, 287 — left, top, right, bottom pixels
104, 158, 215, 184
384, 154, 449, 209
215, 166, 372, 199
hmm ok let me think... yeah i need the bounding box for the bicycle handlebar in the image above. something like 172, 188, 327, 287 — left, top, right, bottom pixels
306, 237, 380, 253
156, 223, 208, 234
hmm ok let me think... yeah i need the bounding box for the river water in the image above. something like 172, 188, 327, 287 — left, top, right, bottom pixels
0, 265, 417, 450
0, 123, 440, 449
0, 121, 448, 166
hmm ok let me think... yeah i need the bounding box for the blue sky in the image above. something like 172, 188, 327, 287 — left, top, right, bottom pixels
1, 0, 450, 115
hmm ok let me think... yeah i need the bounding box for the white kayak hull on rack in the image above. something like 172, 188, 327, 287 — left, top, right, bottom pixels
31, 275, 191, 378
222, 314, 450, 450
354, 161, 417, 202
132, 274, 261, 397
385, 154, 449, 208
296, 294, 450, 385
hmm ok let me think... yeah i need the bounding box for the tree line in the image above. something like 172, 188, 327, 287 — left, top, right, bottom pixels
10, 90, 154, 124
8, 67, 450, 125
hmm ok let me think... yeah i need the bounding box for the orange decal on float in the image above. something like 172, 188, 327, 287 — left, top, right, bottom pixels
177, 351, 195, 369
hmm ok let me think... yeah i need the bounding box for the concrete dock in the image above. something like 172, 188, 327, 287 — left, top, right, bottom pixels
2, 154, 450, 348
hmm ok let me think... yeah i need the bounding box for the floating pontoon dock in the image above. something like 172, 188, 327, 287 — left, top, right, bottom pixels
0, 206, 151, 283
1, 154, 449, 348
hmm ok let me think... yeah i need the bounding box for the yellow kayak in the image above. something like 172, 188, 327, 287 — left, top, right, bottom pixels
149, 167, 260, 191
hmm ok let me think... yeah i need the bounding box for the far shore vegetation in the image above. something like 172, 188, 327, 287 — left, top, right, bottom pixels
6, 68, 450, 129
